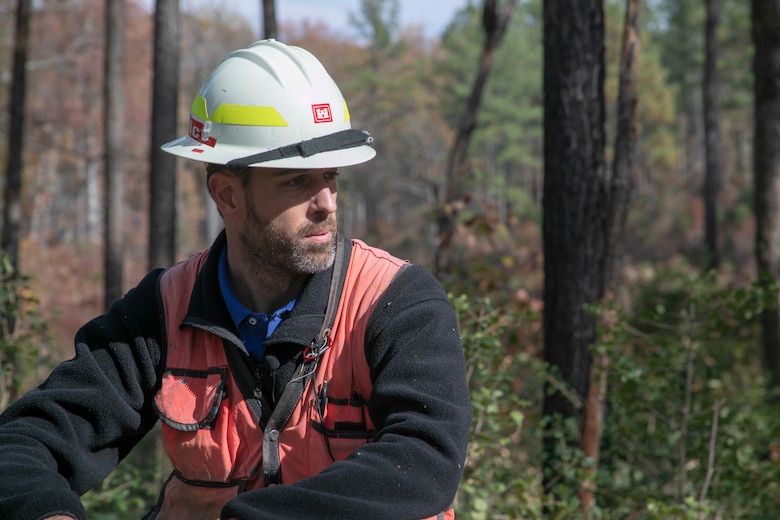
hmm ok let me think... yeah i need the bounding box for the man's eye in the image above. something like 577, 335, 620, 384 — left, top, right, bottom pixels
285, 176, 307, 186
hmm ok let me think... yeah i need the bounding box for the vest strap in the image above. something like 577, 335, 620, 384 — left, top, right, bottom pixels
262, 235, 350, 486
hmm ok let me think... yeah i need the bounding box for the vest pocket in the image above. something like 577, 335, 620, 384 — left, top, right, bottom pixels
312, 386, 375, 461
154, 367, 228, 431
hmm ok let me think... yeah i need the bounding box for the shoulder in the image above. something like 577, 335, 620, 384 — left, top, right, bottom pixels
341, 240, 410, 304
367, 261, 453, 332
361, 258, 461, 376
160, 248, 211, 286
345, 239, 447, 303
348, 239, 408, 269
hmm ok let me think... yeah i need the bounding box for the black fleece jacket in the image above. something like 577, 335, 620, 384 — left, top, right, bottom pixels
0, 232, 472, 520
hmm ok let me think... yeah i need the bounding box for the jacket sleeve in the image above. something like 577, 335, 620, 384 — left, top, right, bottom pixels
221, 264, 473, 520
0, 268, 166, 520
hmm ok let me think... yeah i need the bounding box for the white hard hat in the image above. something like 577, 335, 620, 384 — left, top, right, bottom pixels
161, 39, 376, 169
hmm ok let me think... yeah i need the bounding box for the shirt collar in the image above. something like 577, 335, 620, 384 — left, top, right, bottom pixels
217, 245, 299, 329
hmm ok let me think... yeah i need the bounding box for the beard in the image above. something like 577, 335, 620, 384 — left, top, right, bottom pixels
239, 201, 337, 277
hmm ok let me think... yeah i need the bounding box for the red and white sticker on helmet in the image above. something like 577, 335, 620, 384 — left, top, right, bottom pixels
312, 104, 333, 123
189, 116, 217, 147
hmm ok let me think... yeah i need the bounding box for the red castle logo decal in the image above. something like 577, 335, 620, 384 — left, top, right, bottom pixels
312, 104, 333, 123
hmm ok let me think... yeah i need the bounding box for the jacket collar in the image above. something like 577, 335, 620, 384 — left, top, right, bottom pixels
265, 233, 352, 350
184, 230, 352, 352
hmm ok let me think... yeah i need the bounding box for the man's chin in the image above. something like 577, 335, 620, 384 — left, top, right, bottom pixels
291, 244, 336, 274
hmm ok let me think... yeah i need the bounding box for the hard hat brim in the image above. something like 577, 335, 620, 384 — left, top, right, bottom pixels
161, 135, 376, 169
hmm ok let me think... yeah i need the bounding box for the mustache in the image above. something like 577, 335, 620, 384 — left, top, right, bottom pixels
297, 217, 337, 238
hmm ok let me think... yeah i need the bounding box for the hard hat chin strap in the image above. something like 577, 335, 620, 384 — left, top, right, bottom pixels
226, 129, 374, 170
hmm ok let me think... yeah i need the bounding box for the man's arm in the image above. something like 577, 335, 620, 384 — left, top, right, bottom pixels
221, 264, 472, 520
0, 269, 166, 520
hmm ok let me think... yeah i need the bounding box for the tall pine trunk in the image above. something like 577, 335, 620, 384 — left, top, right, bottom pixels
2, 0, 31, 267
579, 0, 643, 510
704, 0, 722, 270
542, 0, 608, 502
148, 0, 180, 270
752, 0, 780, 392
262, 0, 277, 39
104, 0, 125, 307
0, 0, 32, 408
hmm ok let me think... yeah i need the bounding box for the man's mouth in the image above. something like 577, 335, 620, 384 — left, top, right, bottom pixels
302, 226, 333, 243
309, 230, 331, 241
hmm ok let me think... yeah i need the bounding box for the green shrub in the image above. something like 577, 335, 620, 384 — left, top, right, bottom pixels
82, 424, 170, 519
0, 255, 48, 411
593, 262, 780, 518
78, 261, 780, 518
452, 293, 549, 519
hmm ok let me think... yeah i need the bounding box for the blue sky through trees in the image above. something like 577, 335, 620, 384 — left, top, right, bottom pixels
138, 0, 471, 40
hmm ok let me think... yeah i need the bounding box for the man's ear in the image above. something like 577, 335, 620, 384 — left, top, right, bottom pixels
208, 171, 243, 219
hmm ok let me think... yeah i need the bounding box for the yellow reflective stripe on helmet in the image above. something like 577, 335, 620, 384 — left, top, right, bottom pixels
191, 94, 288, 127
343, 100, 350, 123
211, 104, 288, 126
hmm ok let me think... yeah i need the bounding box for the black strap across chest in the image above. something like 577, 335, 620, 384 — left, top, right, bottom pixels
261, 235, 349, 485
220, 236, 349, 486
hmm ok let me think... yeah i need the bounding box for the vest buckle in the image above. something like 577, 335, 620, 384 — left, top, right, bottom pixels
304, 332, 332, 361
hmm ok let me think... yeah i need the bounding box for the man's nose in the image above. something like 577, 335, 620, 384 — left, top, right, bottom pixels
311, 184, 337, 214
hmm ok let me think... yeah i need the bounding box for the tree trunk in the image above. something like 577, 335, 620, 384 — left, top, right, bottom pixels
752, 0, 780, 392
104, 0, 125, 308
606, 0, 641, 295
2, 0, 31, 268
0, 0, 31, 408
542, 0, 608, 501
262, 0, 277, 39
579, 0, 642, 511
148, 0, 180, 269
704, 0, 722, 270
434, 0, 517, 278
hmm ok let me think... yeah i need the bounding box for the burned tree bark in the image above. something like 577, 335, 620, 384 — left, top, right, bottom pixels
580, 0, 642, 510
104, 0, 125, 307
704, 0, 722, 270
752, 0, 780, 392
541, 0, 608, 503
148, 0, 180, 270
2, 0, 31, 267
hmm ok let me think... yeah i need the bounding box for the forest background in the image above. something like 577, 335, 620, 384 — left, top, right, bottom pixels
1, 0, 779, 518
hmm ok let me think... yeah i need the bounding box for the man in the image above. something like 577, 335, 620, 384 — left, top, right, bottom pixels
0, 39, 472, 520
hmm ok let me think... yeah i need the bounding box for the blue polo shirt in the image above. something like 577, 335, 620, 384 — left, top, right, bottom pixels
218, 247, 298, 365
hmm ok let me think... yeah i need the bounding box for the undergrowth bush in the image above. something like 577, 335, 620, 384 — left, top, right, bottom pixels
455, 258, 780, 519
591, 262, 780, 518
25, 258, 780, 519
0, 255, 48, 410
452, 291, 594, 520
81, 425, 169, 518
453, 293, 544, 519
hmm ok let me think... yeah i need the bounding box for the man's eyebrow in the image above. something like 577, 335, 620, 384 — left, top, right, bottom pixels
271, 168, 339, 177
272, 169, 307, 176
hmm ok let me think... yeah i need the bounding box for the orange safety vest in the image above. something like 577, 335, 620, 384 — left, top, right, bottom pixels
150, 238, 455, 520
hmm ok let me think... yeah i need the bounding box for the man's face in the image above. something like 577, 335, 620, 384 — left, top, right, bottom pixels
238, 168, 339, 276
